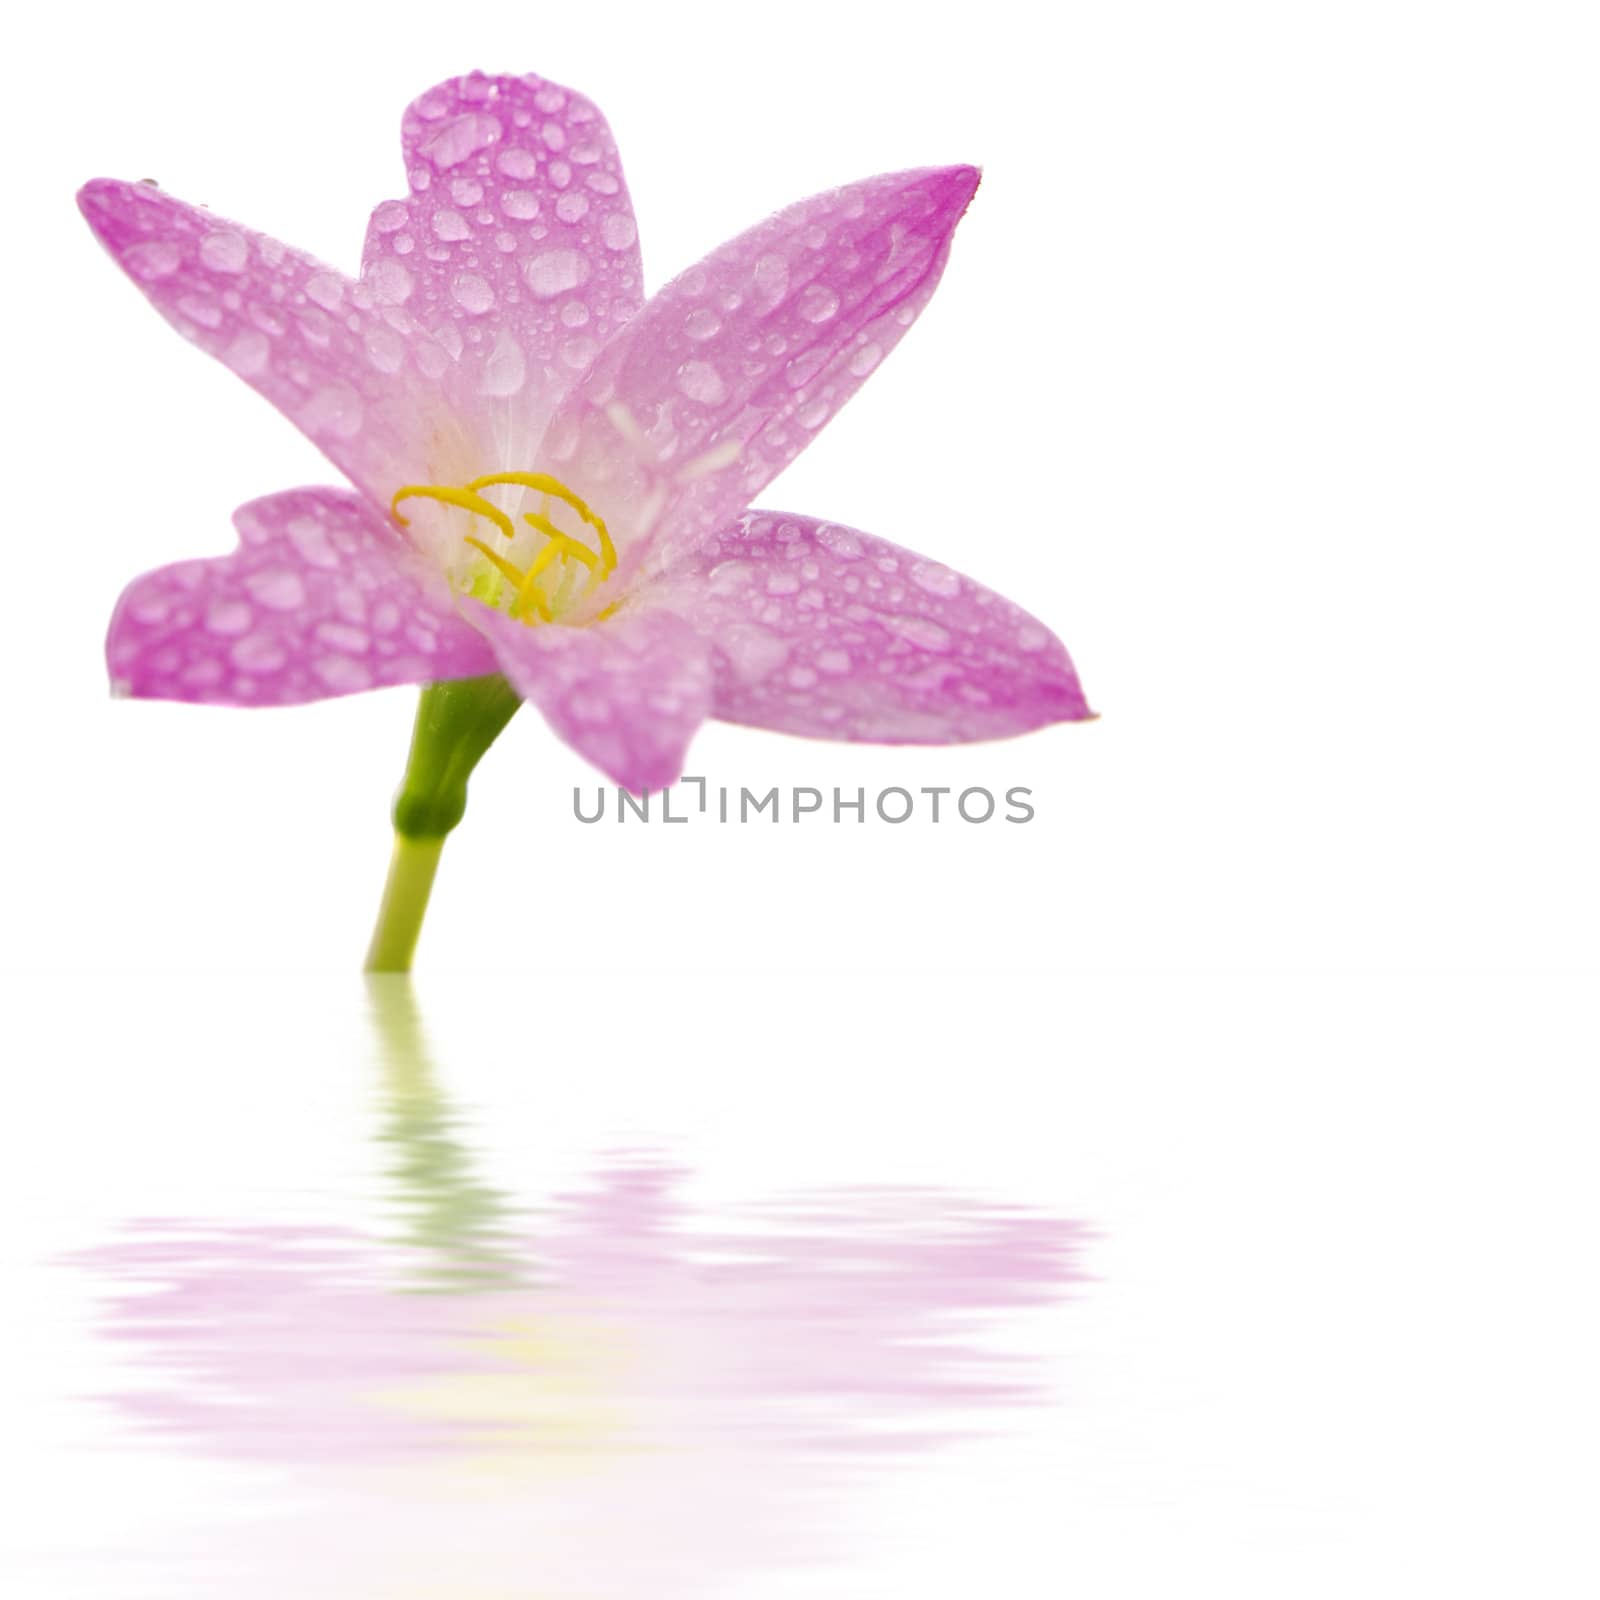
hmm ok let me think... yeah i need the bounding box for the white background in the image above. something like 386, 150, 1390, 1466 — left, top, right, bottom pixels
3, 1, 1597, 1595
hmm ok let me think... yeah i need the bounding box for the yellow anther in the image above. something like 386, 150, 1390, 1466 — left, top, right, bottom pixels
396, 470, 620, 629
462, 536, 526, 590
466, 472, 618, 573
523, 512, 598, 570
392, 485, 516, 543
511, 541, 564, 622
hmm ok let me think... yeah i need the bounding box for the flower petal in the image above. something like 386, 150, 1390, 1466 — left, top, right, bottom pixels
538, 165, 981, 588
641, 510, 1091, 741
78, 180, 453, 503
470, 605, 711, 792
364, 71, 644, 461
107, 488, 496, 705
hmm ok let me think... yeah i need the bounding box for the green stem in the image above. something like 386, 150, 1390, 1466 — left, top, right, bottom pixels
363, 674, 522, 972
364, 836, 446, 972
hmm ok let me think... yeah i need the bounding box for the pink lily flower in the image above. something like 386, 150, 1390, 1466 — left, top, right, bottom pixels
80, 70, 1092, 967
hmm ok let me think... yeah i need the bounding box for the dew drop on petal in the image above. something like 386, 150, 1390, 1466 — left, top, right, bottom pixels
204, 599, 253, 636
849, 341, 883, 377
479, 330, 526, 395
245, 568, 306, 610
372, 200, 409, 233
301, 385, 363, 439
367, 260, 414, 305
199, 230, 248, 273
753, 253, 789, 310
363, 326, 405, 373
797, 283, 840, 323
675, 360, 727, 404
222, 328, 270, 376
230, 634, 287, 673
601, 212, 637, 251
524, 248, 589, 298
910, 560, 961, 597
421, 113, 500, 169
496, 147, 540, 179
881, 614, 952, 652
684, 307, 722, 342
451, 272, 495, 314
125, 240, 180, 280
304, 272, 344, 310
501, 190, 539, 220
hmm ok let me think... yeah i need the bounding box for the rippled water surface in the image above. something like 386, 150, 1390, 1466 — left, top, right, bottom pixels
11, 976, 1083, 1598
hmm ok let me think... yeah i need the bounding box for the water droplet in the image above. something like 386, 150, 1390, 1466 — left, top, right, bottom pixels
541, 120, 567, 150
586, 171, 620, 195
315, 621, 370, 654
816, 648, 852, 675
421, 112, 500, 169
815, 524, 863, 559
684, 307, 722, 342
301, 384, 364, 440
524, 247, 589, 298
125, 240, 180, 280
1016, 624, 1050, 653
313, 655, 373, 692
451, 272, 495, 314
881, 614, 952, 652
177, 294, 223, 329
479, 330, 526, 395
601, 212, 637, 251
495, 147, 539, 179
229, 634, 286, 673
501, 190, 539, 220
363, 326, 405, 373
797, 283, 840, 323
675, 360, 727, 404
244, 569, 306, 610
450, 177, 484, 206
560, 300, 590, 327
787, 665, 819, 688
911, 560, 961, 597
766, 571, 801, 595
204, 599, 253, 635
199, 230, 248, 273
753, 253, 789, 310
219, 329, 268, 376
848, 341, 882, 377
372, 200, 409, 233
367, 260, 414, 304
555, 192, 590, 223
560, 334, 598, 370
431, 209, 472, 241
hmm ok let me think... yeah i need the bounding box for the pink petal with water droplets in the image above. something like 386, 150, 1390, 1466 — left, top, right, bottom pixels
364, 71, 644, 463
538, 165, 981, 586
471, 605, 711, 792
642, 510, 1092, 741
107, 489, 497, 705
78, 180, 454, 504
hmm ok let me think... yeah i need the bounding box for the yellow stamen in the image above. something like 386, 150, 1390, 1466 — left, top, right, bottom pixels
392, 470, 620, 629
522, 512, 598, 570
466, 472, 618, 573
461, 536, 526, 590
392, 485, 516, 542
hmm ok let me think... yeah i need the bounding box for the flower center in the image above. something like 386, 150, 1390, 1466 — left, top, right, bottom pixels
391, 472, 619, 624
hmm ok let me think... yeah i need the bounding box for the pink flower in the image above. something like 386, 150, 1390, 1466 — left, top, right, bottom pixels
81, 70, 1091, 794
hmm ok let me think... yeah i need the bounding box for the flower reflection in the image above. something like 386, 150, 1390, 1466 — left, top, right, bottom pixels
72, 981, 1084, 1596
